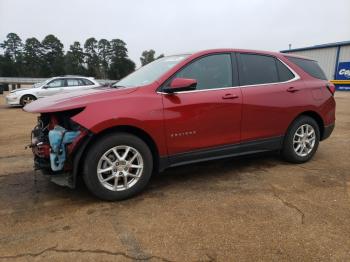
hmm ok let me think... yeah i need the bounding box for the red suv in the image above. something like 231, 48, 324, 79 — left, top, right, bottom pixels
25, 49, 336, 200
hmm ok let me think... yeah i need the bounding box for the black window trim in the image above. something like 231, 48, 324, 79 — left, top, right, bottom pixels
157, 52, 300, 94
236, 52, 299, 88
157, 52, 240, 94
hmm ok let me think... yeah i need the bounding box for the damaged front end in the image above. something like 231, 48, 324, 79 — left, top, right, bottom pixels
29, 108, 90, 188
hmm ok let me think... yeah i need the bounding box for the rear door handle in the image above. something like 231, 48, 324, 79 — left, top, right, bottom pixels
222, 93, 239, 99
287, 87, 300, 93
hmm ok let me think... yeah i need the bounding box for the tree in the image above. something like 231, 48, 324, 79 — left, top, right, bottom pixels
0, 33, 24, 76
0, 33, 23, 61
108, 39, 135, 80
98, 39, 111, 79
140, 49, 164, 66
0, 33, 139, 79
0, 54, 16, 76
64, 41, 86, 75
23, 37, 42, 77
41, 34, 65, 76
84, 37, 100, 77
140, 49, 155, 66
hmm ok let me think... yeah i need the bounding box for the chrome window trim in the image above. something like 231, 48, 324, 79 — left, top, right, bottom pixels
238, 56, 300, 88
157, 56, 300, 95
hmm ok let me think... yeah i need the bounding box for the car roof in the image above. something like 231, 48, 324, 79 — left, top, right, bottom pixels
50, 75, 95, 79
169, 48, 284, 57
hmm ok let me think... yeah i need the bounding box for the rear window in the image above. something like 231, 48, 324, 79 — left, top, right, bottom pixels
287, 56, 327, 80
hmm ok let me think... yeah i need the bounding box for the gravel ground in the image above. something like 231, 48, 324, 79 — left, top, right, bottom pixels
0, 91, 349, 261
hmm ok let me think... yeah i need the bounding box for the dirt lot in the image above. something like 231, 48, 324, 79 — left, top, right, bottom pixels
0, 91, 349, 261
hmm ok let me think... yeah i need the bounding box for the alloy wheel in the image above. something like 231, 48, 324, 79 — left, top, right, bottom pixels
293, 124, 316, 157
97, 145, 144, 191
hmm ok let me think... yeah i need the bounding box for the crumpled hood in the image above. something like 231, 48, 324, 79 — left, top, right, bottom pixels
23, 87, 138, 113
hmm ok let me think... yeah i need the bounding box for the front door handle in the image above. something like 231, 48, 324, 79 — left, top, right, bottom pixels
222, 93, 239, 99
287, 87, 300, 93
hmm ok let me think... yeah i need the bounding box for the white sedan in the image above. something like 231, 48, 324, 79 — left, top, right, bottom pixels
6, 76, 101, 106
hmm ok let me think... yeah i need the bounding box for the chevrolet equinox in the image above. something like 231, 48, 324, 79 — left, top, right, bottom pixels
24, 49, 336, 200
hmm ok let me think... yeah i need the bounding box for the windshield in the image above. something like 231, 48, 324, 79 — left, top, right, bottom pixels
33, 82, 45, 88
114, 55, 189, 88
32, 79, 51, 88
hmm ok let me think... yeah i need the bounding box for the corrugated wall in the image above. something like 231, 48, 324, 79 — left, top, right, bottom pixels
285, 47, 337, 79
339, 45, 350, 63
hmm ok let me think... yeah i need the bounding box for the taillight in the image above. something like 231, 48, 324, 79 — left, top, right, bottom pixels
326, 83, 335, 96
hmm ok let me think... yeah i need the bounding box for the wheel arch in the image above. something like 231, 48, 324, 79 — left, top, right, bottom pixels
73, 125, 161, 185
20, 93, 37, 105
292, 111, 325, 140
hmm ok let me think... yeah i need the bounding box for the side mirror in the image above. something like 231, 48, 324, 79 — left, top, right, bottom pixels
163, 78, 197, 93
42, 85, 48, 89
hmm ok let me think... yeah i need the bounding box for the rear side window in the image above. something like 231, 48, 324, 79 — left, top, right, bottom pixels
82, 78, 94, 85
276, 60, 295, 81
67, 79, 81, 86
238, 54, 279, 85
287, 57, 327, 80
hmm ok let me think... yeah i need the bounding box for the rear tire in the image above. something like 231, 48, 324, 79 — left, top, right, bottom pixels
83, 133, 153, 201
20, 94, 36, 106
282, 116, 320, 163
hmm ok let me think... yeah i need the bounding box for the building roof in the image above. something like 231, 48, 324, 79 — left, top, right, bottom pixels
281, 40, 350, 53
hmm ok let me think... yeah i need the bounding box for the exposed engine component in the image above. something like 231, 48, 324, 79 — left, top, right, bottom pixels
49, 125, 80, 171
30, 110, 84, 173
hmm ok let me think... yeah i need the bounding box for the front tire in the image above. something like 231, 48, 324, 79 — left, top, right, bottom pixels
282, 116, 320, 163
20, 94, 36, 106
83, 133, 153, 201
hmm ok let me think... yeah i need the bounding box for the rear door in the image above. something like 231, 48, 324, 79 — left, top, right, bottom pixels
237, 53, 305, 141
162, 53, 242, 155
63, 78, 88, 92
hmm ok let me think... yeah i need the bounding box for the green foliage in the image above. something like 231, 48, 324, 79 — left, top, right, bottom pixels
41, 34, 65, 76
84, 37, 100, 77
0, 33, 23, 76
0, 32, 163, 80
108, 39, 135, 80
140, 49, 164, 66
64, 41, 86, 75
0, 33, 23, 61
23, 37, 42, 77
98, 39, 111, 79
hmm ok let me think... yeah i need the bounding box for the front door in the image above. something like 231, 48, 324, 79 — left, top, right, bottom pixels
37, 78, 65, 98
161, 53, 242, 155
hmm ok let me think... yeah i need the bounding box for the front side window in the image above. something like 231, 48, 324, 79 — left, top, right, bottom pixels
46, 79, 65, 88
173, 54, 233, 90
238, 54, 279, 85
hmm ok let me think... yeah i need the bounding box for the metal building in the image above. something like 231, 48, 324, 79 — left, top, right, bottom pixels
281, 41, 350, 90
